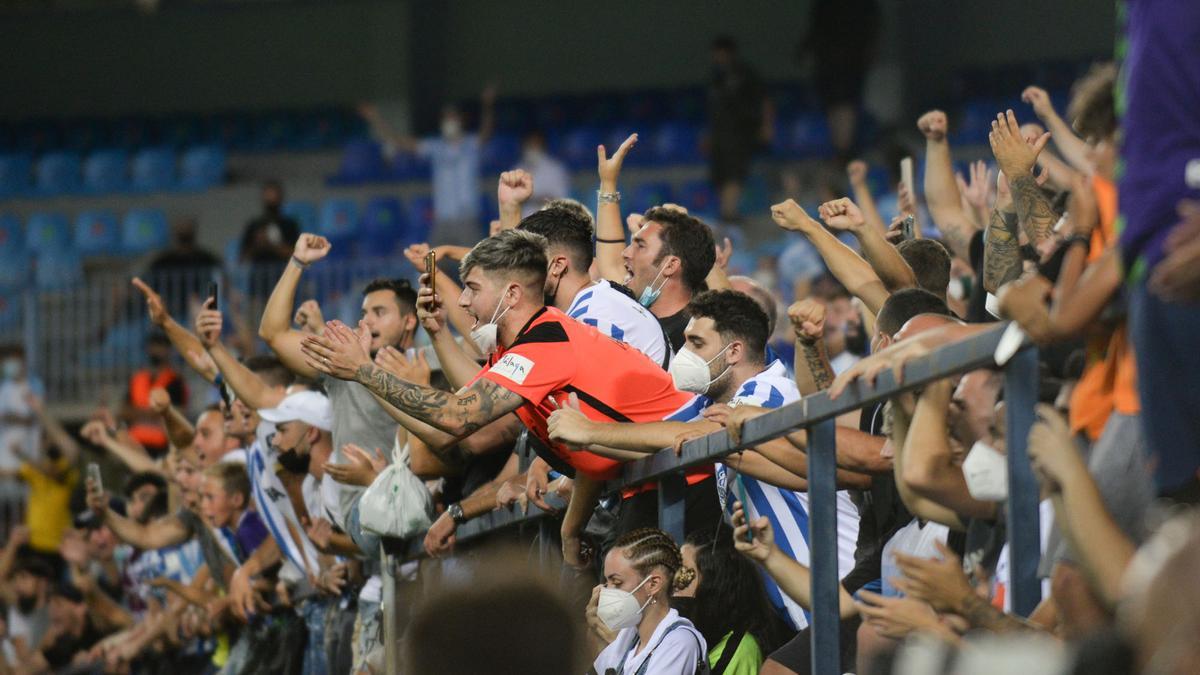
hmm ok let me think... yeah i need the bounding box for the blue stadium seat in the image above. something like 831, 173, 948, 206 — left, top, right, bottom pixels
131, 147, 177, 192
34, 151, 82, 195
481, 134, 521, 174
283, 201, 318, 232
25, 212, 71, 254
360, 196, 406, 255
0, 250, 30, 288
121, 208, 170, 255
0, 293, 22, 334
179, 145, 226, 190
650, 122, 701, 166
317, 199, 360, 245
776, 113, 832, 159
404, 195, 435, 246
159, 116, 205, 148
74, 210, 121, 256
0, 214, 24, 255
606, 127, 648, 167
329, 139, 385, 185
388, 151, 432, 181
679, 180, 717, 217
556, 127, 603, 171
629, 181, 674, 214
0, 154, 32, 197
35, 249, 83, 290
83, 149, 129, 194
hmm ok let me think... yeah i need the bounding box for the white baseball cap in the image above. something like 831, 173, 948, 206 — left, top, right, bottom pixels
257, 390, 332, 431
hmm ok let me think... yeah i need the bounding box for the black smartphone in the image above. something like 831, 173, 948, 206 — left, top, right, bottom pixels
424, 250, 437, 286
207, 282, 219, 309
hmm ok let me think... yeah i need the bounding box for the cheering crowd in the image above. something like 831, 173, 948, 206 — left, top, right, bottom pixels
2, 11, 1200, 674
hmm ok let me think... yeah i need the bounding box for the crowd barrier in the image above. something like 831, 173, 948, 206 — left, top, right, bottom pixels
379, 321, 1041, 675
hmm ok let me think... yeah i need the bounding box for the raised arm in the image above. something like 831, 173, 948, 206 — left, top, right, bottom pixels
1021, 86, 1093, 173
846, 160, 888, 234
413, 272, 484, 388
27, 395, 81, 465
402, 244, 482, 361
195, 301, 285, 411
497, 169, 533, 231
990, 110, 1056, 244
357, 103, 418, 154
902, 380, 996, 520
149, 388, 195, 449
88, 482, 190, 550
595, 134, 639, 284
788, 300, 835, 395
888, 395, 968, 531
132, 277, 218, 383
771, 199, 891, 316
982, 174, 1023, 293
80, 421, 163, 477
258, 234, 332, 379
821, 197, 918, 292
917, 110, 978, 260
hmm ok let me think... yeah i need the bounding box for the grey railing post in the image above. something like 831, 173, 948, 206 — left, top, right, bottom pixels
1004, 346, 1042, 617
658, 473, 687, 545
807, 419, 840, 675
381, 546, 399, 674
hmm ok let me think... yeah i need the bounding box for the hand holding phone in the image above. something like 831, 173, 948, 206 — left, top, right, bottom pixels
207, 282, 219, 310
901, 214, 916, 241
87, 463, 103, 493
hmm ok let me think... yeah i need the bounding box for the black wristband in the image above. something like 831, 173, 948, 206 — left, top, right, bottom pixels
595, 237, 626, 244
1064, 234, 1091, 250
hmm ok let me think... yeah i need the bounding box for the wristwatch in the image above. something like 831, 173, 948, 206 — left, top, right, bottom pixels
447, 502, 467, 525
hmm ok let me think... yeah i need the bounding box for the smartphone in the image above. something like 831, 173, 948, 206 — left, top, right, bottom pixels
901, 214, 915, 241
87, 462, 103, 493
735, 476, 753, 543
424, 250, 437, 285
900, 156, 915, 200
207, 282, 219, 310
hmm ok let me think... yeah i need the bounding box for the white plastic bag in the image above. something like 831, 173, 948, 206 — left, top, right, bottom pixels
358, 438, 433, 538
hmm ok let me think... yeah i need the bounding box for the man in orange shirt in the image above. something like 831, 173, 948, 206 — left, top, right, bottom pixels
302, 230, 719, 565
123, 333, 187, 456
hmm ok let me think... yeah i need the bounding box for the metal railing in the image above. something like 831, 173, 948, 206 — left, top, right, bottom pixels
380, 321, 1043, 675
13, 261, 423, 417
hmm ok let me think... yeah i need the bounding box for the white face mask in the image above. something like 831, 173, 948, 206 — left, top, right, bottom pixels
470, 294, 511, 356
597, 574, 653, 632
440, 117, 462, 139
961, 440, 1008, 501
668, 344, 731, 395
1, 359, 20, 380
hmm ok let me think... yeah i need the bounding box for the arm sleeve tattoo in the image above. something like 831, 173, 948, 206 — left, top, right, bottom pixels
800, 340, 835, 391
1009, 174, 1058, 244
984, 209, 1023, 292
960, 592, 1043, 633
353, 364, 522, 437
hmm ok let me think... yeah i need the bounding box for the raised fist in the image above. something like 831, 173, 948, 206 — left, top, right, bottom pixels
292, 234, 331, 265
788, 299, 826, 343
917, 110, 948, 142
498, 170, 534, 208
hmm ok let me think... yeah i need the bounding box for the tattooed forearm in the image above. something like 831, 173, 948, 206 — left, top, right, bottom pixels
960, 592, 1041, 633
801, 341, 835, 391
353, 364, 520, 436
983, 209, 1023, 292
1009, 174, 1057, 243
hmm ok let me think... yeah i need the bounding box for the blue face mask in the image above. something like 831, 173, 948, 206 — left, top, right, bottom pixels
2, 359, 20, 380
638, 265, 668, 308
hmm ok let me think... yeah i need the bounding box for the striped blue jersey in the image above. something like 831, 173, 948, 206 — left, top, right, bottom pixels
565, 280, 669, 368
670, 360, 861, 630
248, 422, 322, 578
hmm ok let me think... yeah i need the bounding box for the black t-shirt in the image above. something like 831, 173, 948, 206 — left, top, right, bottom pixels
842, 401, 913, 594
657, 309, 690, 357
42, 615, 105, 669
966, 231, 995, 324
239, 212, 300, 263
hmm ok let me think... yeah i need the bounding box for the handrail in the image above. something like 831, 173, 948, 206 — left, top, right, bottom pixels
381, 321, 1040, 675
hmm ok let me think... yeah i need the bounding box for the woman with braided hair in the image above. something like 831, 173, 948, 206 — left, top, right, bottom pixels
588, 528, 709, 675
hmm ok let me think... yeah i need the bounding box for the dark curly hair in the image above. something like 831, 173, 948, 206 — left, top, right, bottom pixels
643, 207, 716, 294
685, 290, 770, 363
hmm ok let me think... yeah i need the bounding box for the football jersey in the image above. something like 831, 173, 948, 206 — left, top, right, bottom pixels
668, 359, 861, 629
473, 307, 697, 480
565, 280, 671, 368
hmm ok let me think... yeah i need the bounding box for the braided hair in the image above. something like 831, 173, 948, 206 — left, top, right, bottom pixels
613, 528, 686, 594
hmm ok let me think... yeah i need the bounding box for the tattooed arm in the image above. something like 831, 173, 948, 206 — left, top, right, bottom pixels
983, 208, 1023, 293
794, 338, 834, 396
355, 365, 523, 438
1009, 174, 1058, 244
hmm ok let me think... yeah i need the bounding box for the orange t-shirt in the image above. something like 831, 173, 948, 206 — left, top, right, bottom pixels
1068, 176, 1140, 440
472, 306, 711, 487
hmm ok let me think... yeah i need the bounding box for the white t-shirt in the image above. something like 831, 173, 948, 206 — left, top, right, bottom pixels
517, 152, 570, 217
564, 280, 670, 368
415, 135, 482, 223
881, 520, 950, 597
592, 609, 706, 675
0, 378, 42, 471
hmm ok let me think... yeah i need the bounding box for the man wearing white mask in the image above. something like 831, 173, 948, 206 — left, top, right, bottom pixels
547, 290, 864, 628
301, 230, 716, 567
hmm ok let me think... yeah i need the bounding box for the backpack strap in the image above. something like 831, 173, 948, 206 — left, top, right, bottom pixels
710, 631, 746, 674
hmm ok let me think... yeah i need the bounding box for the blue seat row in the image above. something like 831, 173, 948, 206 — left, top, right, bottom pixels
0, 145, 226, 198
0, 208, 168, 259
0, 108, 365, 155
